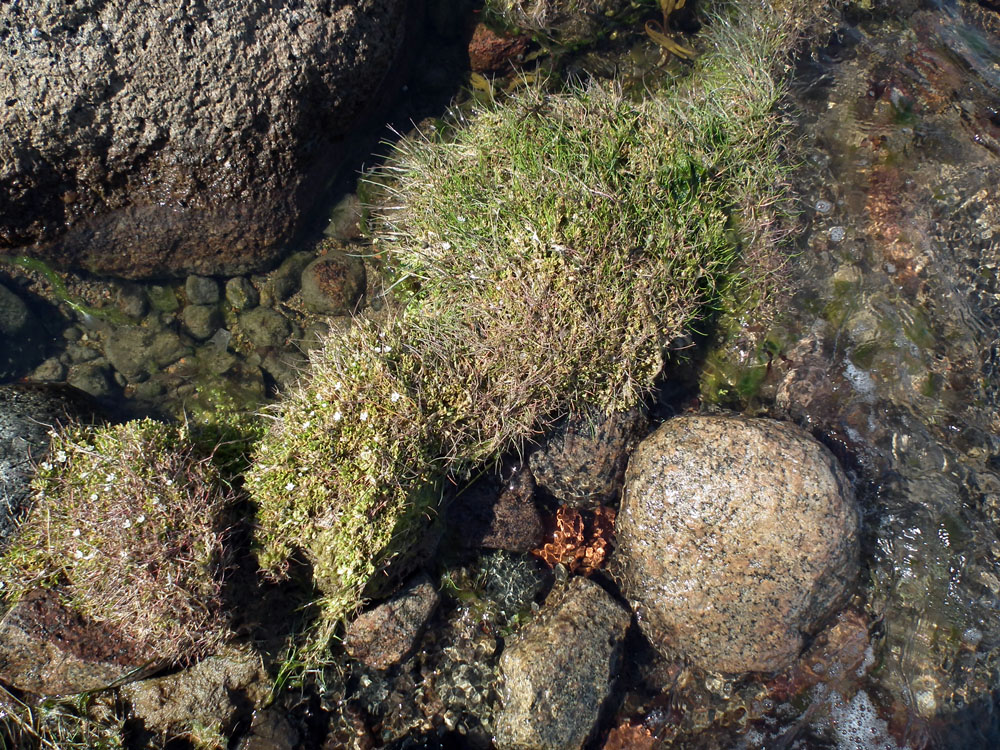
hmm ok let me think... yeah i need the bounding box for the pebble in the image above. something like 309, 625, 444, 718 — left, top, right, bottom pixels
815, 199, 834, 214
185, 275, 220, 306
829, 226, 846, 242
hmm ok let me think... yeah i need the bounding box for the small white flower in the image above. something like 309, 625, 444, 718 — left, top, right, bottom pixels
136, 515, 145, 524
106, 473, 115, 482
457, 215, 467, 223
442, 241, 452, 250
333, 410, 342, 422
79, 471, 89, 479
390, 392, 401, 403
333, 381, 343, 391
122, 519, 132, 529
90, 493, 98, 501
40, 461, 53, 471
73, 550, 83, 560
382, 345, 392, 354
165, 479, 173, 486
285, 482, 295, 492
359, 411, 369, 422
72, 529, 81, 538
85, 551, 95, 560
303, 420, 311, 429
55, 450, 67, 463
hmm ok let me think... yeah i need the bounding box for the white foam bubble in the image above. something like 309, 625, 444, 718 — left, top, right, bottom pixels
827, 689, 905, 750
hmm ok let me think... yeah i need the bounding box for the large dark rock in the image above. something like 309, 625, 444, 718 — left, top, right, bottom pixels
0, 383, 99, 548
613, 416, 860, 674
0, 0, 409, 279
495, 576, 631, 750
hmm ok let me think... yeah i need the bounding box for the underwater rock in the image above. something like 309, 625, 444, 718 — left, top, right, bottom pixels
614, 415, 859, 674
0, 282, 46, 379
344, 573, 441, 670
185, 275, 221, 306
449, 460, 544, 552
300, 252, 366, 315
183, 304, 223, 341
529, 405, 647, 509
238, 307, 292, 350
496, 576, 630, 750
225, 277, 260, 311
0, 589, 151, 695
0, 0, 409, 279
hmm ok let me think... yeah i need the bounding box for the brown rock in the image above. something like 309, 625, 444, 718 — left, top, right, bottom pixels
344, 574, 440, 670
614, 416, 860, 674
468, 23, 529, 72
123, 645, 269, 741
299, 250, 366, 315
0, 589, 153, 695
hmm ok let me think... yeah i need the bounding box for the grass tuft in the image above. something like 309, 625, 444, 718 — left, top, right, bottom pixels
248, 0, 825, 656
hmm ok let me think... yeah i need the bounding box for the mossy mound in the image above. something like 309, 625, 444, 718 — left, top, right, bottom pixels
248, 0, 826, 652
0, 419, 234, 665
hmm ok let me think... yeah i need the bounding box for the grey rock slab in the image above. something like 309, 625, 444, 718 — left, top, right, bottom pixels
613, 415, 860, 674
529, 405, 647, 509
344, 574, 440, 670
1, 0, 410, 279
496, 576, 631, 750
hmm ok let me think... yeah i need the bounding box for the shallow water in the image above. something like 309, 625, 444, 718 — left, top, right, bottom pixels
696, 1, 1000, 746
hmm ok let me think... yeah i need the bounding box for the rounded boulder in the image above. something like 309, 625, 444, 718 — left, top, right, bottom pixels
613, 415, 859, 674
0, 0, 408, 279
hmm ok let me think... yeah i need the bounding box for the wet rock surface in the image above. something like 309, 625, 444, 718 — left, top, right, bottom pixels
529, 406, 647, 509
344, 574, 441, 671
0, 382, 100, 547
300, 250, 366, 315
495, 576, 630, 750
614, 415, 860, 674
0, 589, 150, 695
0, 0, 409, 279
0, 282, 47, 379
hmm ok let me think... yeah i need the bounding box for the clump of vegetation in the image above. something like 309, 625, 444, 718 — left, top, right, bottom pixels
0, 686, 126, 750
248, 0, 825, 652
0, 419, 234, 665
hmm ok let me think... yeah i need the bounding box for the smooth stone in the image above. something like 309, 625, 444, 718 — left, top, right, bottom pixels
613, 415, 860, 674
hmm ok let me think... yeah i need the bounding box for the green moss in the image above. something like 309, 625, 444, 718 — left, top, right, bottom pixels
0, 420, 234, 665
248, 0, 826, 658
